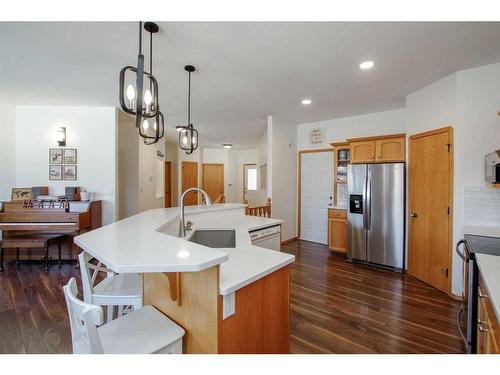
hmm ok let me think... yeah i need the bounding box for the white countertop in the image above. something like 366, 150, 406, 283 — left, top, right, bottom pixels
329, 205, 347, 210
475, 254, 500, 322
74, 204, 295, 296
463, 224, 500, 238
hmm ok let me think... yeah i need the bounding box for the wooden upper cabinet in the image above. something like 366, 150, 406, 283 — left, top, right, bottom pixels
375, 137, 405, 162
349, 134, 406, 164
350, 141, 375, 163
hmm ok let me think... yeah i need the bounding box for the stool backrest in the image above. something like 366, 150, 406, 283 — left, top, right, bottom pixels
63, 277, 104, 354
78, 251, 113, 303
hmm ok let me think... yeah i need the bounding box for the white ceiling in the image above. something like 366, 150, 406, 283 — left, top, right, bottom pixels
2, 22, 500, 148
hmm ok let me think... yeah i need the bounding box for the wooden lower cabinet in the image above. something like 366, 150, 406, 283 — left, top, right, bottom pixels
477, 274, 500, 354
144, 265, 290, 353
328, 209, 347, 253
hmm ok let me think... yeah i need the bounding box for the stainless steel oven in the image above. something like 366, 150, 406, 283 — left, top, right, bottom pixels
456, 234, 500, 353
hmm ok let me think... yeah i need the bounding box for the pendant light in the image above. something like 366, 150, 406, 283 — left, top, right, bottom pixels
178, 65, 199, 155
119, 22, 164, 145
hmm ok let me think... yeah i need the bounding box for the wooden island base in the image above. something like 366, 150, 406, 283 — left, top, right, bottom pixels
143, 265, 290, 354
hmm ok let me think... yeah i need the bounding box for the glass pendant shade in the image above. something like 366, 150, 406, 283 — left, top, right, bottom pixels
119, 21, 164, 145
179, 123, 199, 154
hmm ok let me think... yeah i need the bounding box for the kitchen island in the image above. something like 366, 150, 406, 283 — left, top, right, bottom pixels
74, 204, 295, 353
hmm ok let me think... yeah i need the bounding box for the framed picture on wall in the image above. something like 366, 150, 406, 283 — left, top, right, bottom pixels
11, 188, 33, 201
63, 165, 77, 180
63, 148, 77, 164
49, 148, 63, 164
49, 165, 62, 180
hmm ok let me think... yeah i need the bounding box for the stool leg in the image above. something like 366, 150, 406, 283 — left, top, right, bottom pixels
58, 241, 62, 267
0, 247, 3, 272
16, 248, 20, 266
45, 245, 49, 271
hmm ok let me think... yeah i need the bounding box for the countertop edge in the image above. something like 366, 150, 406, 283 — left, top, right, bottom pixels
475, 254, 500, 323
219, 255, 295, 296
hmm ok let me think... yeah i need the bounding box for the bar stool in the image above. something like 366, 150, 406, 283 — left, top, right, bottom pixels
63, 278, 184, 354
78, 251, 142, 321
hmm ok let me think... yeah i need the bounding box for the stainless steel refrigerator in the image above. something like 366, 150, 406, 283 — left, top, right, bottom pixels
347, 163, 405, 270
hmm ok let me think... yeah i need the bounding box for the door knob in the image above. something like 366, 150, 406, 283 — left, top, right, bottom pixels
410, 212, 418, 218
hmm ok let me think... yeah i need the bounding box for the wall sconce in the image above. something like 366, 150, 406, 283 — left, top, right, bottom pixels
56, 127, 66, 146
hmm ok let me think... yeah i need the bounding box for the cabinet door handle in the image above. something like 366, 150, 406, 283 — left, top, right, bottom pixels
410, 212, 418, 218
479, 290, 489, 299
478, 324, 488, 333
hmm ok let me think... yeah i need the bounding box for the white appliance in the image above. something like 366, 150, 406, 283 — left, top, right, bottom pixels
250, 225, 281, 251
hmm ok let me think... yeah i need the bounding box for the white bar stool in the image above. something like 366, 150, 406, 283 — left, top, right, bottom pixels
63, 277, 184, 354
78, 251, 142, 321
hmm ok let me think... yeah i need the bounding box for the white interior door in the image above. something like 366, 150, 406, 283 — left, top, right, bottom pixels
300, 151, 333, 244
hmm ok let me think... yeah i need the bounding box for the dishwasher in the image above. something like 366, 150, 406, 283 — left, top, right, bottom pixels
249, 225, 281, 251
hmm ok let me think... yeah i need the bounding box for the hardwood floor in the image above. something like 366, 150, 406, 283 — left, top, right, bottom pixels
0, 240, 465, 354
0, 261, 79, 353
282, 240, 466, 354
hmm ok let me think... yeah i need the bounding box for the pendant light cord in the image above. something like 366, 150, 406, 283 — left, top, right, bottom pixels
138, 22, 142, 54
188, 71, 191, 126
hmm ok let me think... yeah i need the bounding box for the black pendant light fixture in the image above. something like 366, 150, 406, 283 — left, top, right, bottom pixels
119, 22, 164, 145
178, 65, 199, 154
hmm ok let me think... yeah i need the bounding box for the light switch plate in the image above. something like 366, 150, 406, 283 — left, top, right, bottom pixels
222, 292, 235, 320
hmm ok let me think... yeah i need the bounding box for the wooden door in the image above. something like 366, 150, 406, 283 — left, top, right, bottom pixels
375, 137, 405, 162
164, 161, 172, 208
182, 161, 199, 206
408, 127, 453, 294
350, 141, 375, 163
202, 163, 224, 203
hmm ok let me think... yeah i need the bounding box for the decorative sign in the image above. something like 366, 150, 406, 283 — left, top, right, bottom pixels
308, 127, 325, 146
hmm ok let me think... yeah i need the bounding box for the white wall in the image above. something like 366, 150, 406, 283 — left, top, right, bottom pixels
297, 109, 406, 151
117, 112, 139, 219
269, 116, 297, 241
0, 102, 16, 201
14, 106, 118, 225
138, 135, 165, 212
255, 129, 269, 204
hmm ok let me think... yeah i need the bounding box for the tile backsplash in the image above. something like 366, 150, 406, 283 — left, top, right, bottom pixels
337, 183, 348, 208
464, 186, 500, 226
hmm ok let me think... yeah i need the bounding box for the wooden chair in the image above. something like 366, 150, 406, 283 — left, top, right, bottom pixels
63, 278, 184, 354
0, 233, 64, 271
245, 198, 272, 218
78, 251, 142, 322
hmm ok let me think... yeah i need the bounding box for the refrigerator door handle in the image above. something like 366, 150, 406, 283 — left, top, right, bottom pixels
366, 168, 371, 231
362, 171, 368, 230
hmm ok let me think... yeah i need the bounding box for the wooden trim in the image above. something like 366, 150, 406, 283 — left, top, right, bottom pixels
491, 184, 500, 188
347, 133, 406, 142
408, 126, 452, 140
408, 126, 454, 295
330, 141, 350, 148
242, 163, 256, 203
164, 161, 172, 208
297, 149, 334, 239
280, 237, 297, 246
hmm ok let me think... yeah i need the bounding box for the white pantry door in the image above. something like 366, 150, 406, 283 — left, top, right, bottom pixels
300, 151, 333, 244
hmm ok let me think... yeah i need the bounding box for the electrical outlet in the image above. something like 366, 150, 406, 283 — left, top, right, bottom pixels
223, 292, 235, 320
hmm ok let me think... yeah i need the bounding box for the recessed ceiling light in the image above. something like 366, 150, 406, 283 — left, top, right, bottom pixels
359, 61, 375, 70
222, 144, 232, 149
301, 99, 312, 105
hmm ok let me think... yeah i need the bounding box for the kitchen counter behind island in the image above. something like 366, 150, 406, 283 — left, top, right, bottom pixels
74, 204, 295, 354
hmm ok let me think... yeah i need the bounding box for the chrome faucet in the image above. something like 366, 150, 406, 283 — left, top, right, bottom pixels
179, 187, 212, 237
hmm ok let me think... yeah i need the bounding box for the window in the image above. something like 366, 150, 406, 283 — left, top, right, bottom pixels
246, 167, 257, 191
